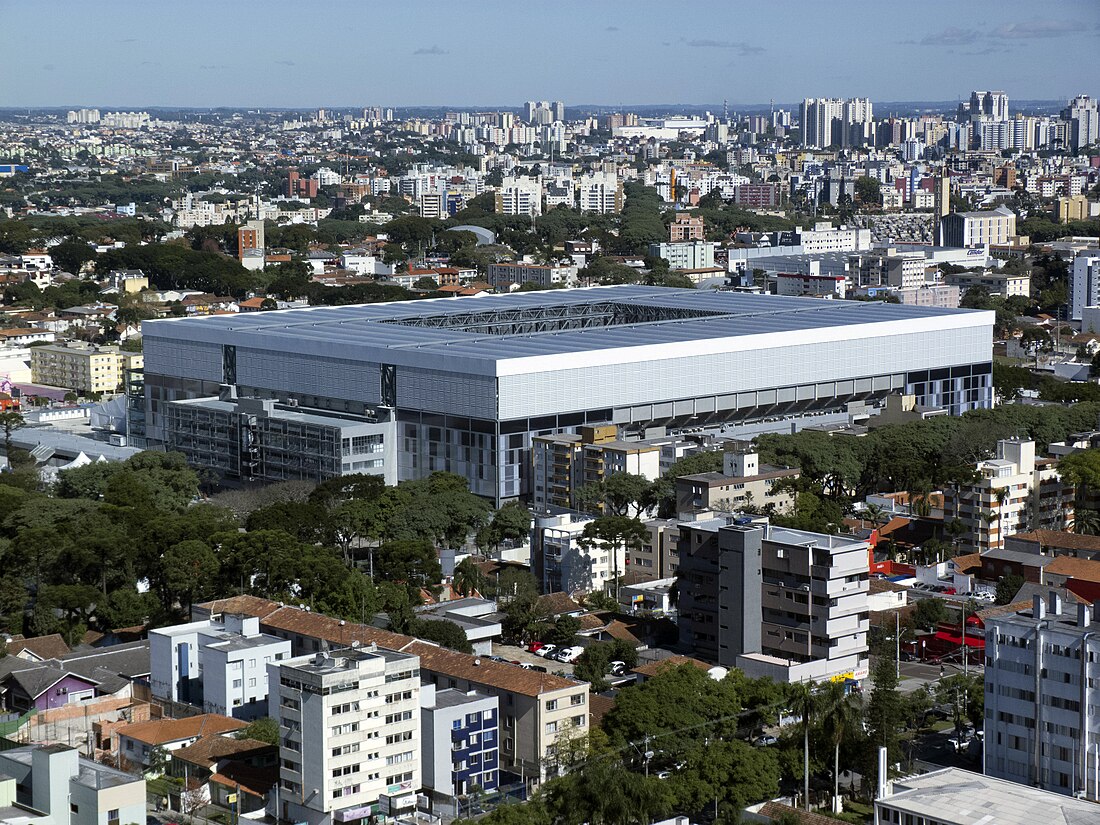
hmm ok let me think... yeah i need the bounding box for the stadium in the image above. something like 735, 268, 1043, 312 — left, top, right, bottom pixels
138, 286, 994, 501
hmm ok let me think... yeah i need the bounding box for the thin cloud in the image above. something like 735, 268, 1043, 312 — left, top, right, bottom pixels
198, 64, 229, 70
992, 20, 1080, 39
42, 63, 55, 71
605, 26, 619, 32
275, 59, 295, 66
685, 38, 764, 56
920, 27, 980, 46
413, 45, 447, 55
119, 38, 137, 43
961, 46, 1006, 56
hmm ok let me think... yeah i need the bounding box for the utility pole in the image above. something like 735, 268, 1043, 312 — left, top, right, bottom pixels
895, 610, 901, 680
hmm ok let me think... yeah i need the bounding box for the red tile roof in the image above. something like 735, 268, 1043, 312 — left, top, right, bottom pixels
118, 714, 246, 746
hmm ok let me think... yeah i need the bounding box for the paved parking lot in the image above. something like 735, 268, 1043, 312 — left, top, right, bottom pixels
491, 643, 577, 677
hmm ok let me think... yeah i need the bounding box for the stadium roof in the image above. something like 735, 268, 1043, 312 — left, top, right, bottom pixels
144, 285, 991, 368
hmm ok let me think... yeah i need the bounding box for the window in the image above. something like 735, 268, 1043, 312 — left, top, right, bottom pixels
70, 804, 79, 814
107, 810, 119, 824
232, 679, 242, 688
545, 721, 558, 734
545, 699, 557, 711
570, 694, 584, 706
573, 715, 586, 727
249, 678, 257, 688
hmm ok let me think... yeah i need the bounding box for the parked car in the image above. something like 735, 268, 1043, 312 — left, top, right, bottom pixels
534, 644, 557, 659
555, 646, 585, 663
527, 641, 545, 654
655, 771, 672, 780
754, 734, 778, 747
607, 660, 628, 677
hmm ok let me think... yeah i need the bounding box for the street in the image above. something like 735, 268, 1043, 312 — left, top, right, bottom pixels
896, 659, 982, 694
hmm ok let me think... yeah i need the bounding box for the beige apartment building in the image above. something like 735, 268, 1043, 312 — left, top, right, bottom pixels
944, 438, 1074, 552
531, 424, 661, 512
674, 448, 799, 518
30, 343, 142, 395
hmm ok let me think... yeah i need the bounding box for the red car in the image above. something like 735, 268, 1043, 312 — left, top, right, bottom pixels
527, 642, 544, 653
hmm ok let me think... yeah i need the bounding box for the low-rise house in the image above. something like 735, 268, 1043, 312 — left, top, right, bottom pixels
6, 634, 71, 662
116, 714, 247, 772
170, 735, 277, 814
0, 641, 150, 712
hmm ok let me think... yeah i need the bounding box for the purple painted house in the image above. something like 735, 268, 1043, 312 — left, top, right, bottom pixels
5, 667, 98, 711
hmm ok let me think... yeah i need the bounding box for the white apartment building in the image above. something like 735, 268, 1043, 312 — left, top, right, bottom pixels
150, 614, 292, 720
784, 222, 872, 254
648, 241, 716, 270
494, 176, 542, 216
1070, 252, 1100, 320
532, 510, 626, 595
1063, 94, 1099, 153
486, 262, 576, 289
575, 171, 623, 214
944, 439, 1073, 553
776, 272, 846, 299
940, 205, 1017, 248
270, 646, 422, 825
945, 268, 1030, 298
985, 594, 1100, 800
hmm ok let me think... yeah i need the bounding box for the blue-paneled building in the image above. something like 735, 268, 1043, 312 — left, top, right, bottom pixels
421, 686, 499, 799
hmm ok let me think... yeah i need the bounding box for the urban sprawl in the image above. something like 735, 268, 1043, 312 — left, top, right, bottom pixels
0, 90, 1098, 825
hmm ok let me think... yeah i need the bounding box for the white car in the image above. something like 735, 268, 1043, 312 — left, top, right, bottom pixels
534, 644, 557, 659
555, 646, 585, 663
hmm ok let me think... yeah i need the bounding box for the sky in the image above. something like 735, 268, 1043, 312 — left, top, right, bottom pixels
2, 0, 1097, 109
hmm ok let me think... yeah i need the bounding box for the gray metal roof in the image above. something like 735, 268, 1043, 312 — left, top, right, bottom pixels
144, 285, 989, 364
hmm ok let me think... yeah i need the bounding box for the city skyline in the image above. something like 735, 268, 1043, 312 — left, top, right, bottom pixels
3, 0, 1097, 109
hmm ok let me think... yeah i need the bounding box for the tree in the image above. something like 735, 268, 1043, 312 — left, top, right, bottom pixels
162, 540, 220, 612
546, 614, 581, 646
408, 618, 473, 653
453, 557, 486, 597
1075, 508, 1100, 535
241, 716, 279, 745
854, 176, 881, 208
818, 680, 863, 811
995, 573, 1024, 605
0, 411, 24, 458
413, 276, 439, 290
912, 597, 948, 630
573, 639, 638, 692
865, 655, 904, 766
543, 759, 674, 825
50, 237, 96, 275
786, 680, 815, 810
1058, 449, 1100, 491
935, 673, 984, 733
